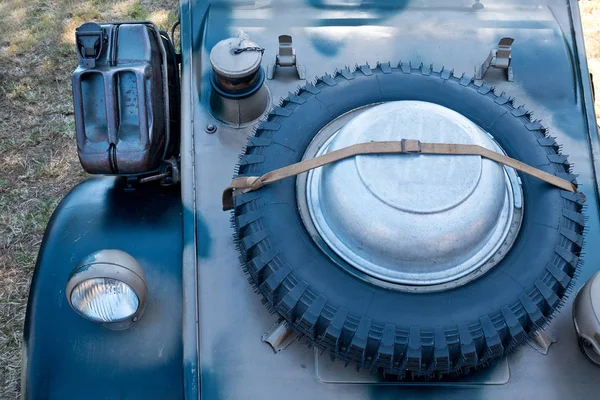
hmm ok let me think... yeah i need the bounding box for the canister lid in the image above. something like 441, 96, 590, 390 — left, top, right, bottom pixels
210, 31, 263, 80
305, 101, 518, 286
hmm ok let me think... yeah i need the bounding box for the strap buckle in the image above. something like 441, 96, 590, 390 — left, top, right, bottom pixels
401, 139, 422, 153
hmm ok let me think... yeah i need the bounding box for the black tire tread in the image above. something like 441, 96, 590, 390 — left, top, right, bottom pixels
232, 62, 585, 379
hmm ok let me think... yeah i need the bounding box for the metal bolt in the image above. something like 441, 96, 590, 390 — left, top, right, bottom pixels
205, 124, 217, 134
133, 316, 139, 322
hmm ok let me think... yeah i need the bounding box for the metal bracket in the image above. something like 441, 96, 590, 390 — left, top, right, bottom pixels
475, 37, 514, 82
527, 328, 557, 355
261, 319, 297, 353
267, 35, 306, 80
138, 157, 180, 186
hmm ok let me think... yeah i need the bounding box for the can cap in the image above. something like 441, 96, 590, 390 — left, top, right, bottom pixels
210, 31, 262, 80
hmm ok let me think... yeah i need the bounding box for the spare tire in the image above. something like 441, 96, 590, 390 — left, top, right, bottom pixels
232, 63, 585, 378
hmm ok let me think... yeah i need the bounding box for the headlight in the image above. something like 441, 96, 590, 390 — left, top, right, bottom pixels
70, 278, 140, 322
66, 250, 147, 330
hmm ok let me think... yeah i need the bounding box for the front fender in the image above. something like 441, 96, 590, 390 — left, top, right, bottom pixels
23, 177, 184, 399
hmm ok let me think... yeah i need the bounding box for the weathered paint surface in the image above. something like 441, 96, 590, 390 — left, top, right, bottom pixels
23, 178, 184, 399
181, 1, 600, 399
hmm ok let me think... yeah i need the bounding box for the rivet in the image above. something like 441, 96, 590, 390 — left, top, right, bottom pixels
205, 124, 217, 134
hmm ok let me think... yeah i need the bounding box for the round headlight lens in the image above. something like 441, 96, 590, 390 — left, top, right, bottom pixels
70, 278, 140, 323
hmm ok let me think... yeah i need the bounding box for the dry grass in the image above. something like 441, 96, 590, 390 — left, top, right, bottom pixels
581, 1, 600, 122
0, 1, 177, 398
0, 1, 598, 399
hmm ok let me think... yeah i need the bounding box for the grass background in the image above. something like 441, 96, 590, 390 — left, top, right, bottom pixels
0, 0, 598, 398
0, 0, 177, 397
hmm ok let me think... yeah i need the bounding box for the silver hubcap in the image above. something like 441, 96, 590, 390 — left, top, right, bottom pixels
299, 101, 523, 290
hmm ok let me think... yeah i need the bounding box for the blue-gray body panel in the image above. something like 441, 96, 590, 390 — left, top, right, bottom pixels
179, 0, 600, 399
23, 177, 184, 399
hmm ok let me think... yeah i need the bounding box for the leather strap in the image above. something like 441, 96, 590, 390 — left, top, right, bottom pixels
222, 139, 577, 211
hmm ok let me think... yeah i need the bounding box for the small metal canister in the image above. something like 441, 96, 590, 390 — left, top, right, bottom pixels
209, 32, 270, 126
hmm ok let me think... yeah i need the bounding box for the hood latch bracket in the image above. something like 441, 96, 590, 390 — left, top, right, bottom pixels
475, 37, 514, 82
267, 35, 306, 81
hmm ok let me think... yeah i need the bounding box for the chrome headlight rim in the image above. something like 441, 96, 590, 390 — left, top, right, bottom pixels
66, 249, 148, 330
